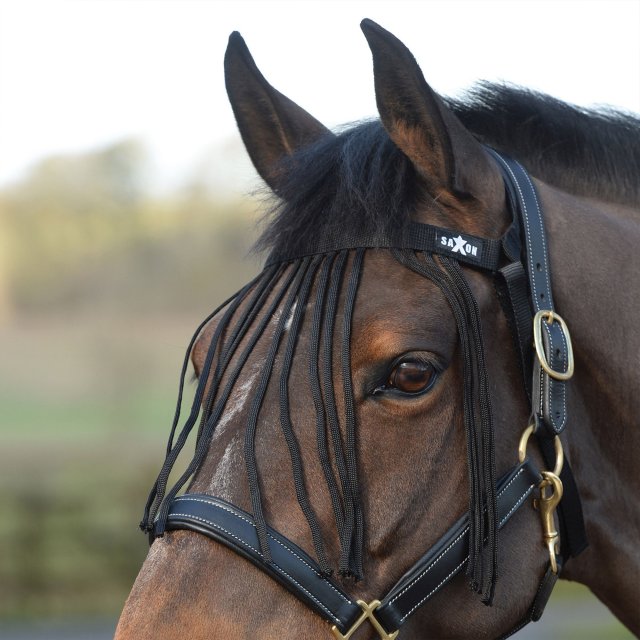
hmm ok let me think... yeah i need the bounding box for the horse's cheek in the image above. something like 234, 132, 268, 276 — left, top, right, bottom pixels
115, 531, 329, 640
114, 533, 240, 640
400, 505, 548, 639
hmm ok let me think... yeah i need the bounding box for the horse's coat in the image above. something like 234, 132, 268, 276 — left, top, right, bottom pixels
116, 20, 640, 639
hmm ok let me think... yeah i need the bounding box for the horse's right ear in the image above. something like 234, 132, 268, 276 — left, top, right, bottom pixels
360, 19, 499, 208
225, 32, 332, 192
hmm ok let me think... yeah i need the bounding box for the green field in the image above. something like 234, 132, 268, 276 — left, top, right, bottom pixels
0, 315, 198, 619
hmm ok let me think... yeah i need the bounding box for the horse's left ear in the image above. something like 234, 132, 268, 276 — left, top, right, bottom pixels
225, 32, 333, 192
361, 19, 498, 204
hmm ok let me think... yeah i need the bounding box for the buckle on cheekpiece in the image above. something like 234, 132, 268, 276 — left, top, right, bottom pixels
533, 310, 575, 380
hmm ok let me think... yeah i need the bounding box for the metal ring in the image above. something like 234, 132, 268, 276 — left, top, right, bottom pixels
533, 310, 575, 381
518, 423, 564, 476
551, 435, 564, 477
518, 424, 535, 464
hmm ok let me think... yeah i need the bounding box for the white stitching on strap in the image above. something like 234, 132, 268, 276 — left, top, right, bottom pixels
398, 483, 535, 623
499, 484, 535, 527
542, 322, 567, 432
173, 496, 351, 604
517, 159, 567, 432
492, 153, 567, 433
389, 527, 469, 605
519, 164, 552, 306
388, 468, 527, 605
490, 154, 539, 308
400, 558, 468, 622
169, 510, 342, 625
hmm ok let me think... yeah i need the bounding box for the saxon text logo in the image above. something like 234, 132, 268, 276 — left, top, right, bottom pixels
440, 234, 479, 257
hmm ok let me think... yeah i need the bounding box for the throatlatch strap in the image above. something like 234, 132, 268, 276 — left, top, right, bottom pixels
163, 460, 540, 636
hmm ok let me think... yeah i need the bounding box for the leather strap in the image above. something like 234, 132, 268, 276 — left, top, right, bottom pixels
487, 150, 587, 563
486, 149, 570, 437
375, 459, 541, 632
164, 459, 540, 635
165, 494, 360, 632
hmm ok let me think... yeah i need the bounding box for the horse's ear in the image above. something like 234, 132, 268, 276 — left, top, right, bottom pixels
225, 32, 332, 192
360, 19, 495, 200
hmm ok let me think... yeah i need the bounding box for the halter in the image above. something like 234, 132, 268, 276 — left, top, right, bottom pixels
141, 150, 588, 638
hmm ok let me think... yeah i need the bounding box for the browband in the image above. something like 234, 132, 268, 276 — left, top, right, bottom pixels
266, 220, 505, 271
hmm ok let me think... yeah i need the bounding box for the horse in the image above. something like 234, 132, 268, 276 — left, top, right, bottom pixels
115, 19, 640, 639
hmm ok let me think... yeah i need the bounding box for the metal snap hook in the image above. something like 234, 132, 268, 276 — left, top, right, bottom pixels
536, 471, 564, 574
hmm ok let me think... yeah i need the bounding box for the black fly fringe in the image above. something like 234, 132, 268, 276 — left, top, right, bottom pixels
339, 248, 365, 579
277, 255, 334, 574
142, 246, 495, 595
153, 264, 298, 532
141, 274, 262, 531
320, 251, 356, 573
142, 249, 365, 580
440, 256, 497, 604
195, 264, 285, 440
143, 263, 291, 535
244, 258, 312, 561
392, 249, 498, 604
309, 253, 346, 542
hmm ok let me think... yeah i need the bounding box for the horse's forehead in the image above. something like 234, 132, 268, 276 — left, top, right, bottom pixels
192, 251, 456, 373
352, 251, 456, 353
355, 250, 451, 316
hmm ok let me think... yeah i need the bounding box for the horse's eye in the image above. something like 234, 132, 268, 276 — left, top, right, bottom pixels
387, 359, 436, 395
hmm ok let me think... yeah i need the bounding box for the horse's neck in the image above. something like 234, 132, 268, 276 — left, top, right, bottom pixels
544, 186, 640, 632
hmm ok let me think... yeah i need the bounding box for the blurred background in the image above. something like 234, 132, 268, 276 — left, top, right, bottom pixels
0, 1, 637, 638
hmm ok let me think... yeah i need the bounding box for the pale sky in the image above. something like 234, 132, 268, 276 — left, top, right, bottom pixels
0, 0, 639, 192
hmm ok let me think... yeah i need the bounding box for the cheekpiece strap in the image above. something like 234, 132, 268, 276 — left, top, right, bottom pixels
486, 149, 571, 437
487, 149, 588, 561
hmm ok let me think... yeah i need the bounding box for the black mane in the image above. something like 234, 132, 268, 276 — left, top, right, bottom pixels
448, 83, 640, 206
256, 84, 640, 256
254, 121, 418, 257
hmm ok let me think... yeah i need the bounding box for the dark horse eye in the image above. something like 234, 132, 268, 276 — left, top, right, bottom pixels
387, 359, 436, 395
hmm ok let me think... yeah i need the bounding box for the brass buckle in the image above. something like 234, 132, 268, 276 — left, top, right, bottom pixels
533, 310, 574, 381
331, 600, 399, 640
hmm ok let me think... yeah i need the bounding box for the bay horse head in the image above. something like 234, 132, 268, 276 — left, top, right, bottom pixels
116, 19, 640, 639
